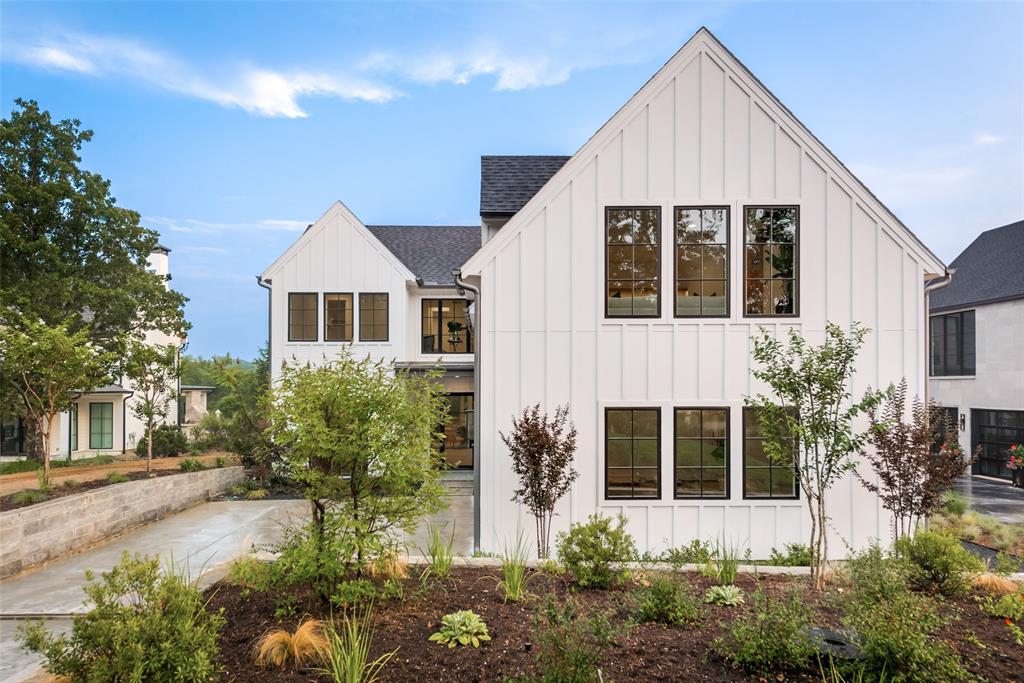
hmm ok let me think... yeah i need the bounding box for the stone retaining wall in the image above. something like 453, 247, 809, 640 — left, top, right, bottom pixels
0, 466, 244, 578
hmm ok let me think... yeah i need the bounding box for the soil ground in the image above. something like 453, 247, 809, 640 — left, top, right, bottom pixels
205, 567, 1023, 683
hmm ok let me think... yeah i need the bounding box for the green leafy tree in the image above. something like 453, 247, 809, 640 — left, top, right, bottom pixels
124, 340, 179, 474
0, 318, 111, 486
268, 350, 450, 600
1, 99, 188, 456
746, 322, 884, 589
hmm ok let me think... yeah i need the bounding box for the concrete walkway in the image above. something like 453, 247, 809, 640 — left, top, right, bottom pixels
0, 499, 306, 683
953, 476, 1024, 523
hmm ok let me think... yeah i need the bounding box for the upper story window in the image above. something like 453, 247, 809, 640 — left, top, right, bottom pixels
324, 293, 353, 342
743, 407, 798, 499
359, 293, 389, 342
674, 407, 729, 499
744, 207, 798, 316
930, 310, 975, 376
675, 207, 729, 317
606, 207, 660, 318
422, 299, 472, 354
288, 293, 318, 342
605, 407, 660, 499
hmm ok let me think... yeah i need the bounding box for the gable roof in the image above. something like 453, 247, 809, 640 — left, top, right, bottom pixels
367, 225, 480, 286
480, 156, 570, 216
930, 220, 1024, 312
463, 27, 945, 276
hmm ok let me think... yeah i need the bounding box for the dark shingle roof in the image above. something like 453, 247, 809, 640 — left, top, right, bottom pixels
930, 220, 1024, 312
367, 225, 481, 285
480, 156, 570, 216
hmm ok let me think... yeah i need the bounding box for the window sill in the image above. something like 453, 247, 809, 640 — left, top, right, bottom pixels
929, 375, 976, 381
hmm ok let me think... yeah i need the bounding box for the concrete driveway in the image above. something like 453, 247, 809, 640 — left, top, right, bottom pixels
953, 476, 1024, 524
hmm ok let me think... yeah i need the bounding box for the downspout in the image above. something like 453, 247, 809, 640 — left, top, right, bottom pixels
452, 268, 481, 554
923, 268, 955, 410
257, 276, 273, 371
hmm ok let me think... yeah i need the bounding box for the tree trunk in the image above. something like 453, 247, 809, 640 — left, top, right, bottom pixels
146, 419, 153, 475
41, 415, 53, 491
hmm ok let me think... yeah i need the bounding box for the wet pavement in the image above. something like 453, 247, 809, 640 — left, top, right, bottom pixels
953, 476, 1024, 523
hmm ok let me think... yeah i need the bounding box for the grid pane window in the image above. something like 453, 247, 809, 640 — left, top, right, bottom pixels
743, 408, 798, 498
674, 408, 729, 498
744, 207, 798, 316
675, 208, 729, 317
288, 293, 318, 341
89, 402, 113, 450
359, 293, 389, 341
930, 310, 975, 376
324, 293, 353, 342
70, 404, 78, 452
606, 207, 660, 317
422, 299, 473, 354
605, 408, 660, 499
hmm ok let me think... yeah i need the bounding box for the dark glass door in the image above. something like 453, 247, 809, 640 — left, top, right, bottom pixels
441, 393, 474, 469
971, 409, 1024, 480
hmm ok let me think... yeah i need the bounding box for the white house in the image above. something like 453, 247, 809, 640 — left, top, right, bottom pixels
929, 220, 1024, 482
261, 28, 946, 558
0, 243, 186, 461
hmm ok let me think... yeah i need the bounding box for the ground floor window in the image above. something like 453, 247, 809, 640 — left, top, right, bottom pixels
972, 409, 1024, 480
89, 402, 114, 450
441, 393, 474, 469
605, 407, 660, 499
674, 407, 729, 498
70, 405, 79, 452
742, 408, 798, 499
1, 416, 24, 455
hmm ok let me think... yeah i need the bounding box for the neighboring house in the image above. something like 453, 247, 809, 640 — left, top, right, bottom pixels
929, 220, 1024, 482
179, 385, 215, 436
261, 28, 945, 557
0, 243, 185, 461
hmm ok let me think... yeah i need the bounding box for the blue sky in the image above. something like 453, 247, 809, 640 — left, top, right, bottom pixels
2, 1, 1022, 358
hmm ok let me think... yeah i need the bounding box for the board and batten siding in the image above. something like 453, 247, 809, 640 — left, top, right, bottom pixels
264, 203, 412, 378
465, 31, 944, 558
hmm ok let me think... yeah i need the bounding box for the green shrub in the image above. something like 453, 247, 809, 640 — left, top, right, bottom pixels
767, 543, 812, 567
106, 471, 130, 484
178, 457, 204, 473
519, 595, 620, 682
428, 610, 491, 648
632, 573, 701, 625
493, 531, 533, 602
941, 492, 969, 516
213, 456, 227, 468
19, 552, 224, 682
0, 459, 42, 475
714, 588, 814, 675
979, 592, 1024, 621
332, 579, 378, 608
844, 588, 967, 682
10, 489, 47, 506
140, 424, 189, 457
704, 584, 744, 607
245, 488, 268, 500
658, 539, 715, 566
844, 543, 912, 603
224, 556, 271, 596
61, 479, 81, 488
893, 530, 983, 597
556, 513, 637, 589
317, 607, 396, 683
712, 535, 742, 585
270, 520, 349, 602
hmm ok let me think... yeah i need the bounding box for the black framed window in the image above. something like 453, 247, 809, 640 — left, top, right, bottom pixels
744, 207, 798, 316
288, 293, 318, 341
605, 407, 660, 499
422, 299, 472, 354
89, 402, 113, 450
324, 293, 353, 342
743, 407, 798, 499
606, 207, 660, 318
359, 293, 389, 341
930, 310, 975, 376
674, 408, 729, 498
675, 207, 729, 317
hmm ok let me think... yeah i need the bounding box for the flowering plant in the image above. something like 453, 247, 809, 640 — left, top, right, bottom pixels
940, 441, 965, 460
1007, 444, 1024, 471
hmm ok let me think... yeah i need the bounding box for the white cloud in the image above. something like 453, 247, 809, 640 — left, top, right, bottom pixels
361, 49, 574, 91
5, 33, 397, 117
972, 131, 1004, 146
145, 216, 308, 236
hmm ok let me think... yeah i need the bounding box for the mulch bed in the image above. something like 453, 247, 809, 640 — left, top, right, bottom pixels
205, 567, 1023, 682
0, 469, 182, 511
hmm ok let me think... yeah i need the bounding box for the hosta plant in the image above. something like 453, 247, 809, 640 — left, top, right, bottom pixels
705, 584, 744, 607
428, 610, 491, 648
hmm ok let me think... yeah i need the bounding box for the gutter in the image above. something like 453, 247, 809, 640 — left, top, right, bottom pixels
923, 268, 955, 416
257, 276, 272, 371
451, 268, 481, 554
